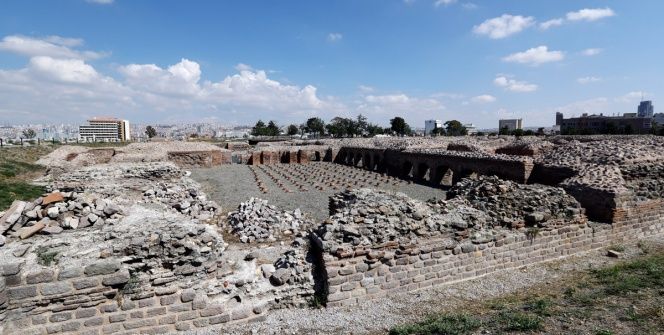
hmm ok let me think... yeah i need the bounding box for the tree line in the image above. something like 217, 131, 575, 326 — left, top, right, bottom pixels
250, 115, 415, 138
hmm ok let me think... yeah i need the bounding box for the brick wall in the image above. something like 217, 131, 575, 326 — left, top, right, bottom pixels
0, 260, 271, 335
320, 199, 664, 307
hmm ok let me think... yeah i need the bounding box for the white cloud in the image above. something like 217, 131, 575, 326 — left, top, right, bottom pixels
358, 85, 375, 93
567, 8, 615, 22
472, 14, 535, 39
539, 19, 564, 30
434, 0, 456, 7
327, 33, 343, 42
494, 76, 538, 93
615, 91, 647, 103
556, 98, 610, 116
0, 35, 106, 60
86, 0, 114, 4
577, 76, 601, 84
581, 48, 602, 56
234, 63, 253, 72
29, 56, 100, 84
502, 46, 564, 66
357, 94, 445, 124
470, 94, 496, 103
461, 3, 478, 10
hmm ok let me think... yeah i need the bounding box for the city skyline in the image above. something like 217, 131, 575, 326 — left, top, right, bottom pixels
0, 0, 662, 128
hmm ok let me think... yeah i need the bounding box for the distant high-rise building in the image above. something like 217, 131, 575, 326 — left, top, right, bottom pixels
555, 112, 564, 126
637, 100, 654, 118
498, 119, 523, 132
424, 120, 443, 135
79, 117, 131, 142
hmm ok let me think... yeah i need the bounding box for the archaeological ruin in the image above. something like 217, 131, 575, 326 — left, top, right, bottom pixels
1, 136, 663, 334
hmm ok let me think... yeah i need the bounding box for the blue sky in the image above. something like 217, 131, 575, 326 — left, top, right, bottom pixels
0, 0, 661, 128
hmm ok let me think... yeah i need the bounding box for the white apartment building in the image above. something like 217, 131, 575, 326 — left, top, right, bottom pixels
498, 119, 523, 132
79, 117, 131, 142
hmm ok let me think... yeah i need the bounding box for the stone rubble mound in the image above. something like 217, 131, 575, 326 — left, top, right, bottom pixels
267, 247, 312, 287
143, 182, 220, 221
446, 176, 584, 228
227, 198, 311, 243
620, 163, 664, 201
316, 188, 448, 252
0, 191, 122, 244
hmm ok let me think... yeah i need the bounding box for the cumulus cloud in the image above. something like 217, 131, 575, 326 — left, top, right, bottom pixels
470, 94, 496, 104
0, 35, 107, 60
581, 48, 602, 56
577, 76, 601, 84
327, 33, 343, 42
502, 46, 564, 66
539, 18, 564, 30
472, 15, 534, 39
434, 0, 456, 7
357, 94, 445, 124
358, 85, 375, 93
494, 76, 537, 93
615, 91, 647, 103
567, 8, 615, 22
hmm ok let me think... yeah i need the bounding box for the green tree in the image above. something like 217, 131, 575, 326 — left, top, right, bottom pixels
145, 126, 157, 139
431, 127, 446, 136
499, 126, 510, 135
523, 130, 535, 136
444, 120, 467, 136
512, 128, 525, 137
390, 117, 410, 136
326, 117, 357, 138
536, 127, 545, 136
366, 123, 385, 136
251, 120, 267, 136
287, 124, 299, 136
305, 117, 326, 137
266, 121, 280, 136
356, 114, 368, 136
22, 128, 36, 139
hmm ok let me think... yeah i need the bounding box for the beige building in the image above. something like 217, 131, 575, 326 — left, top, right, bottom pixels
79, 117, 131, 142
498, 119, 523, 132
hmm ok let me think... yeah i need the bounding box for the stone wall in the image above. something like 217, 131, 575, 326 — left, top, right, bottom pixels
0, 260, 270, 335
317, 199, 664, 307
166, 150, 231, 168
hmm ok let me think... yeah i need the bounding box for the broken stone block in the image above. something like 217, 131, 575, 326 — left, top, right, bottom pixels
42, 192, 64, 206
19, 222, 46, 239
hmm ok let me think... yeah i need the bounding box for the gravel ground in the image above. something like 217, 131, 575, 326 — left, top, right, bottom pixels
190, 237, 663, 335
190, 162, 446, 222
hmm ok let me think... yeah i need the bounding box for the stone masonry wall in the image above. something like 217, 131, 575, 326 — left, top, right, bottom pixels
0, 260, 270, 335
321, 199, 664, 307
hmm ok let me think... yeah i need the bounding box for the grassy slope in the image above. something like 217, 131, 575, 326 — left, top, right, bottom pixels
390, 243, 664, 335
0, 146, 54, 210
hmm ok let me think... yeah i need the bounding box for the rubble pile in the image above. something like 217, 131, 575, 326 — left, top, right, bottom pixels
620, 163, 664, 201
0, 191, 123, 243
228, 198, 311, 243
447, 176, 584, 228
316, 188, 451, 252
267, 247, 313, 286
143, 182, 220, 221
539, 136, 664, 167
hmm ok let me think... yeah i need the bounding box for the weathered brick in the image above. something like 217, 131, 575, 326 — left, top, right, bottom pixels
101, 323, 123, 334
168, 303, 191, 313
231, 307, 252, 320
178, 311, 197, 321
200, 305, 224, 317
180, 289, 195, 302
146, 307, 167, 317
84, 317, 104, 327
132, 297, 155, 309
192, 295, 207, 310
101, 270, 130, 286
158, 315, 177, 325
32, 314, 48, 325
73, 277, 99, 290
41, 282, 72, 296
7, 286, 37, 300
193, 318, 209, 328
130, 310, 144, 319
123, 318, 157, 330
50, 311, 73, 323
84, 260, 120, 276
109, 313, 128, 323
209, 314, 231, 325
58, 266, 84, 280
26, 269, 55, 284
62, 321, 82, 332
75, 307, 98, 318
175, 322, 192, 331
160, 294, 178, 306
99, 302, 118, 313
